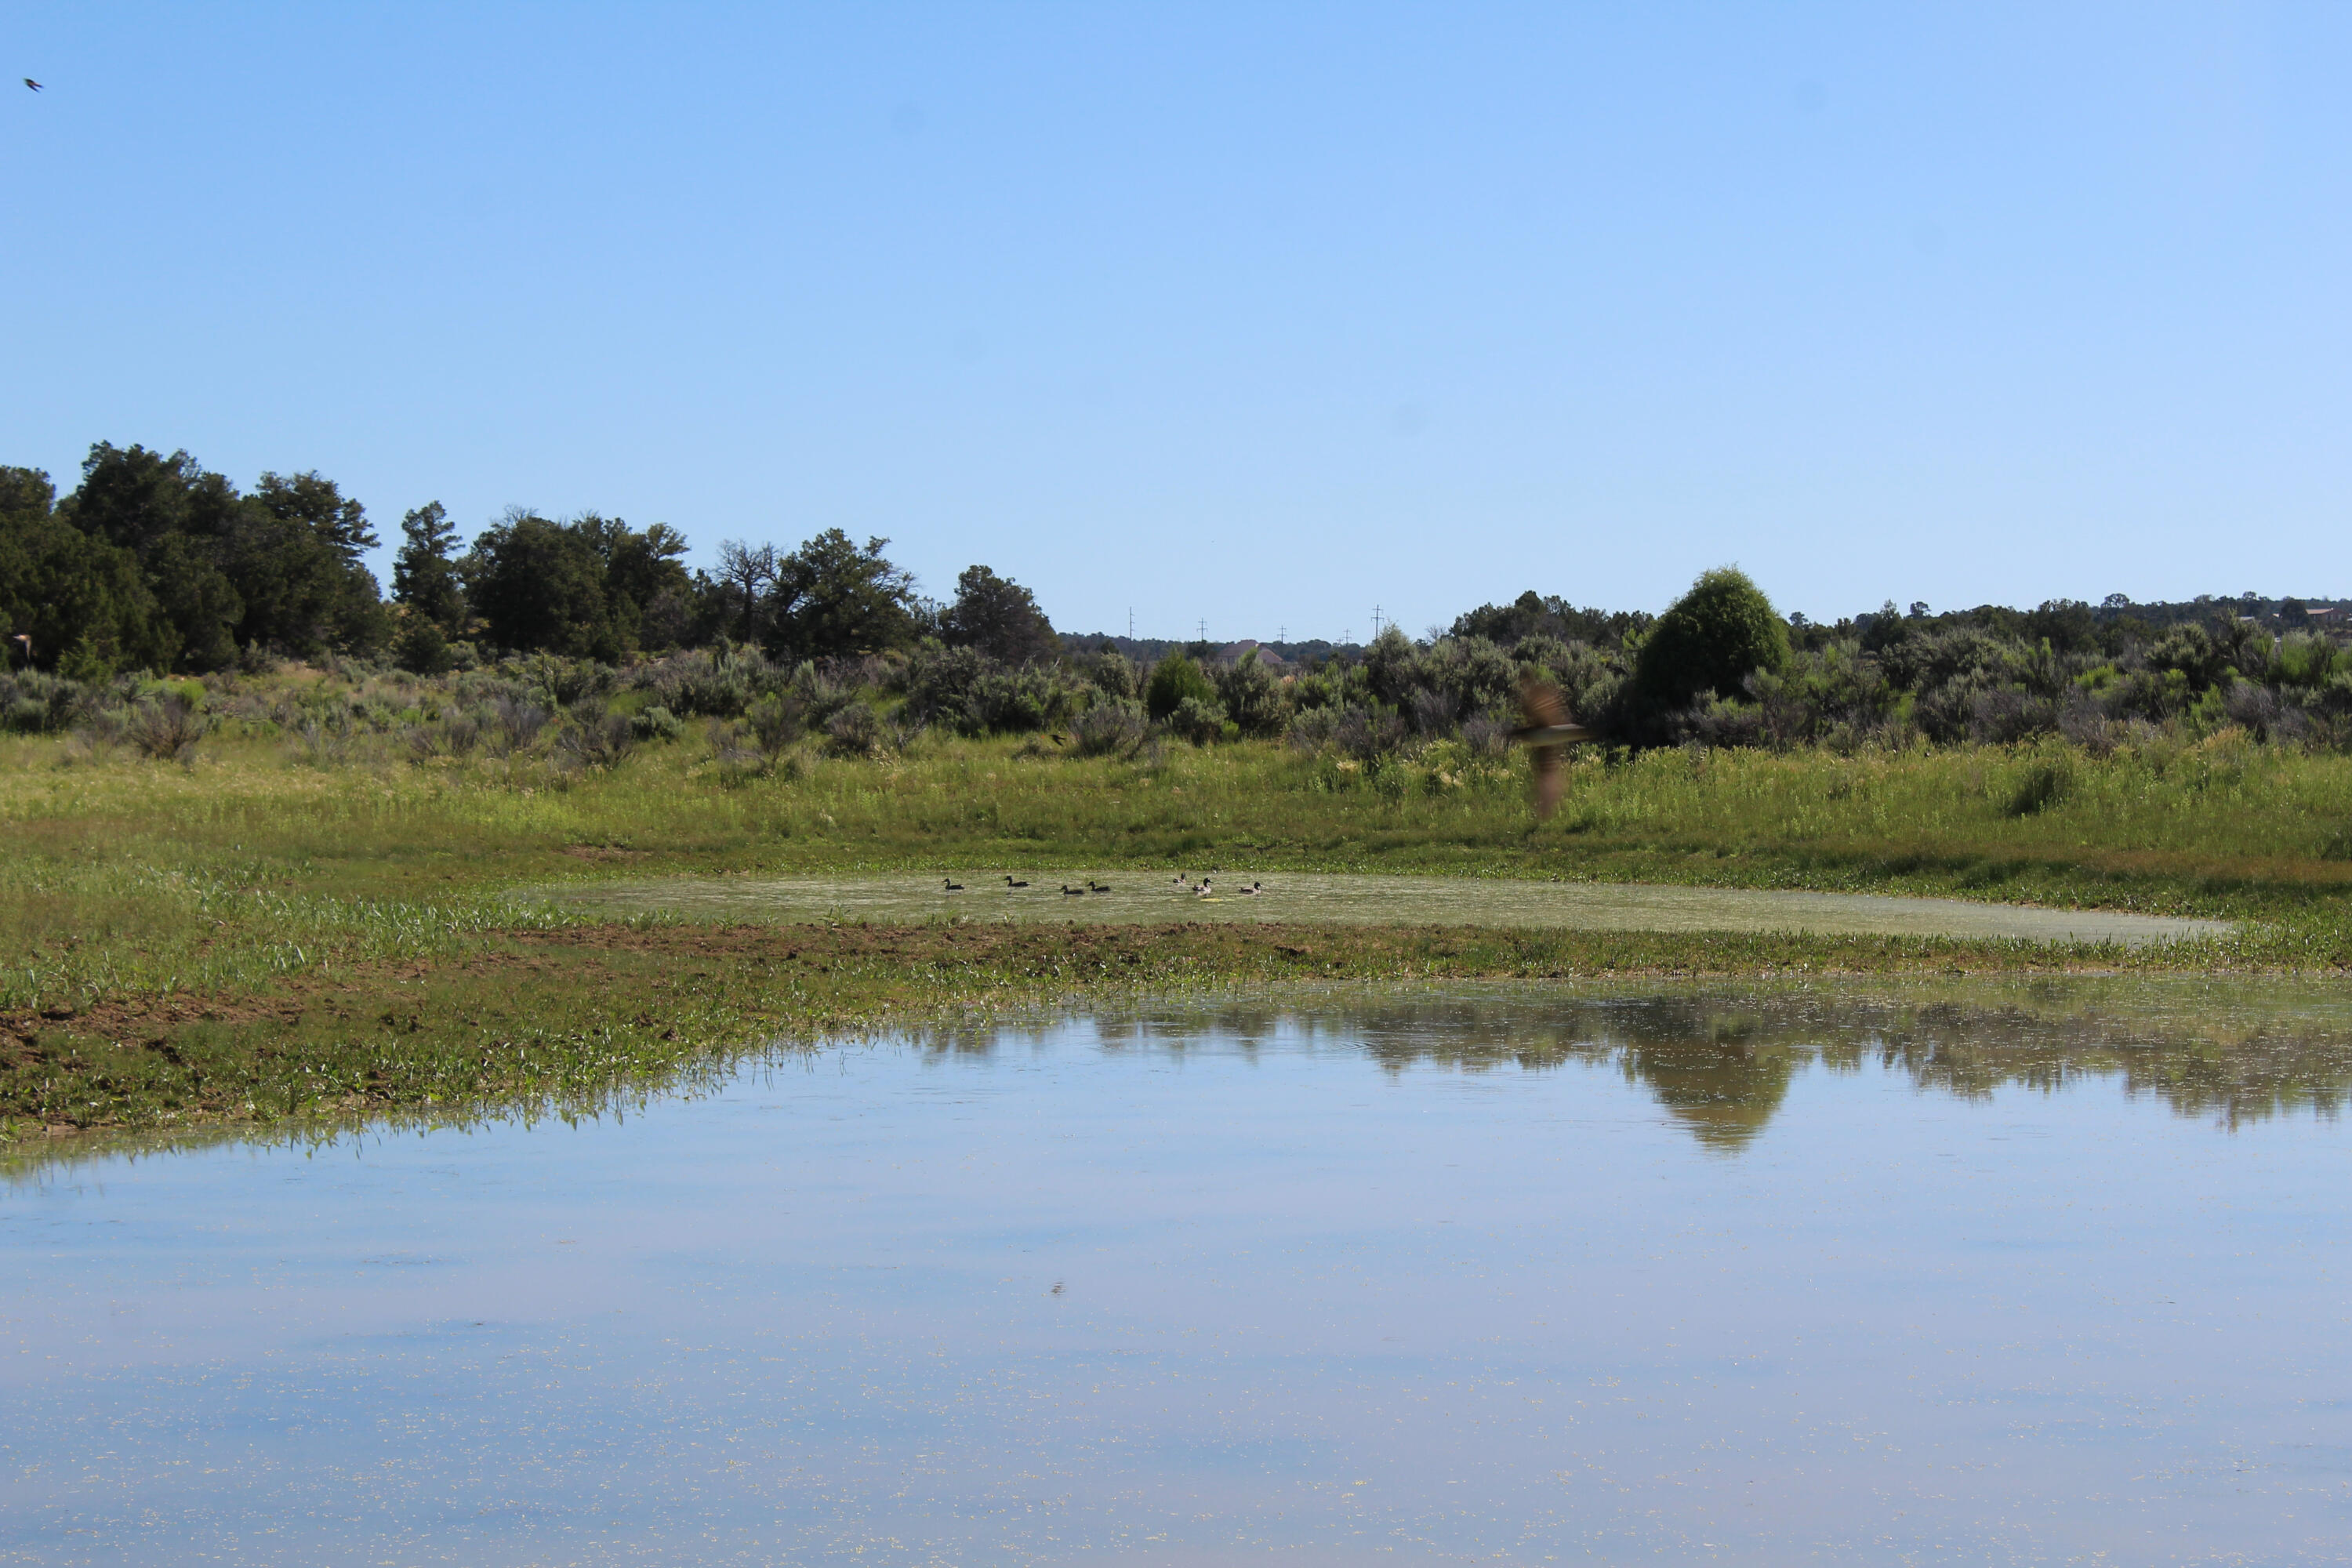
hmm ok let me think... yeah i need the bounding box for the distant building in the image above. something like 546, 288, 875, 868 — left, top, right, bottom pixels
1219, 639, 1287, 668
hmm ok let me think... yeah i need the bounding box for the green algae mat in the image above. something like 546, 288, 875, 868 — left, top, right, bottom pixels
535, 872, 2227, 947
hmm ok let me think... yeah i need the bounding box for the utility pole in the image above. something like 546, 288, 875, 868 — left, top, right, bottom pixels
1198, 617, 1207, 643
1371, 605, 1384, 637
1127, 607, 1133, 639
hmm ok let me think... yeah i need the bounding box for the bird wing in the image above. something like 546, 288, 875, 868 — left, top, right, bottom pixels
24, 79, 43, 90
1517, 675, 1580, 819
1519, 673, 1570, 731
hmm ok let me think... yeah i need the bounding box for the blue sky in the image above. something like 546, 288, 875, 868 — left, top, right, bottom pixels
5, 2, 2347, 641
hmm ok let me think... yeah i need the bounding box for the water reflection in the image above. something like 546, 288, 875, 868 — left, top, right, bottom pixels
903, 978, 2352, 1151
10, 980, 2351, 1184
9, 976, 2351, 1565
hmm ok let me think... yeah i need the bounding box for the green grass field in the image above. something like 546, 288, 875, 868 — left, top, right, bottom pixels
7, 716, 2352, 1140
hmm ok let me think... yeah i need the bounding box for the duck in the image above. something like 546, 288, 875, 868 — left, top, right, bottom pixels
1004, 876, 1029, 888
1173, 872, 1186, 884
1193, 878, 1214, 897
1087, 880, 1112, 893
1237, 880, 1261, 895
943, 879, 965, 891
1061, 884, 1087, 896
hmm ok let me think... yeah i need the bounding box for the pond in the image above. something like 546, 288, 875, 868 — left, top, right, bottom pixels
5, 978, 2348, 1564
539, 871, 2229, 946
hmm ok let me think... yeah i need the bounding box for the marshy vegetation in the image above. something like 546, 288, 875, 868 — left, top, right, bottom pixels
9, 439, 2352, 1141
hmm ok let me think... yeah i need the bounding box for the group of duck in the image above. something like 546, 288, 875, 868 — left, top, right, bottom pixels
939, 873, 1264, 898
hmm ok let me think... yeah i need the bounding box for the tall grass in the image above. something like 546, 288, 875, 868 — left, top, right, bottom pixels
5, 719, 2352, 1018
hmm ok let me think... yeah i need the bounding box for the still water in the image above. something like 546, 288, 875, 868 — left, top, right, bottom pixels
5, 981, 2349, 1565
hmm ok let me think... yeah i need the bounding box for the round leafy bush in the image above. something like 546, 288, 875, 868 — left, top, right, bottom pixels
1145, 655, 1215, 720
1167, 694, 1226, 745
1214, 652, 1289, 737
394, 619, 454, 677
1629, 567, 1790, 721
630, 705, 683, 742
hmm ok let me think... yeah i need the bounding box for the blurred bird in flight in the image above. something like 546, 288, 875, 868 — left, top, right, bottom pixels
1512, 674, 1594, 820
23, 79, 41, 91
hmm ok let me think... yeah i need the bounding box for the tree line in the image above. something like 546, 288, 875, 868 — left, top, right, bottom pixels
0, 443, 1054, 680
5, 440, 2347, 753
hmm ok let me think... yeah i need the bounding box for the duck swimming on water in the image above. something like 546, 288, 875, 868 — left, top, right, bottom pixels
1004, 876, 1029, 887
1061, 884, 1087, 896
943, 879, 964, 891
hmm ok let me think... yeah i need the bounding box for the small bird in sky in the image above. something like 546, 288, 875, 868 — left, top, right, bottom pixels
24, 79, 42, 92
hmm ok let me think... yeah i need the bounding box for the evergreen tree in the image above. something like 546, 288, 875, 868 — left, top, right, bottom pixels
765, 530, 922, 661
940, 564, 1057, 664
0, 466, 175, 673
392, 501, 466, 633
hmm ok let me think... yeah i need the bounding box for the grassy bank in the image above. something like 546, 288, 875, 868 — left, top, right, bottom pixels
6, 720, 2352, 1138
0, 917, 2270, 1142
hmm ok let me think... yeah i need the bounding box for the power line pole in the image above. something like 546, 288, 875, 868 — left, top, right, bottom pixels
1198, 617, 1207, 643
1371, 604, 1384, 637
1127, 607, 1133, 639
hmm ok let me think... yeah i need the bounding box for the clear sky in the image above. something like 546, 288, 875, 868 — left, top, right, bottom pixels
6, 2, 2347, 641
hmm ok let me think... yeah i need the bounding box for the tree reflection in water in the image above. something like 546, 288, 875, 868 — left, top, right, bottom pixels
909, 979, 2352, 1152
16, 979, 2350, 1180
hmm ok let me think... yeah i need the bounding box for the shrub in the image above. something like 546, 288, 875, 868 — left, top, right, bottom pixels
1166, 695, 1225, 745
1407, 688, 1459, 735
1071, 700, 1148, 757
488, 697, 548, 754
630, 705, 683, 742
123, 694, 209, 764
966, 666, 1083, 735
512, 654, 615, 710
823, 702, 884, 758
1423, 636, 1517, 721
1145, 655, 1216, 721
789, 662, 861, 731
557, 711, 636, 770
1087, 648, 1138, 700
744, 692, 806, 754
0, 670, 82, 734
1361, 627, 1422, 708
394, 619, 454, 676
1214, 652, 1289, 738
1628, 568, 1791, 734
635, 648, 770, 718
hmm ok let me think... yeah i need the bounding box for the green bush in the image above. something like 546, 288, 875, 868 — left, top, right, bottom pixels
1145, 655, 1216, 720
630, 705, 683, 742
1166, 694, 1225, 745
1214, 652, 1289, 737
823, 702, 884, 757
394, 618, 453, 676
1071, 699, 1147, 757
1629, 567, 1790, 728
